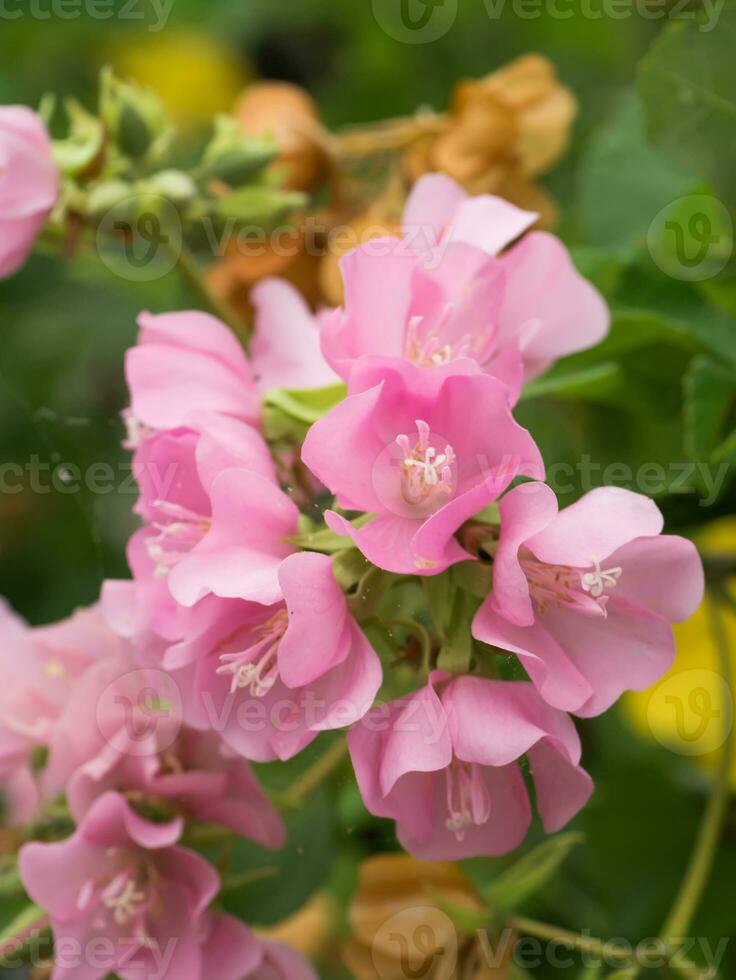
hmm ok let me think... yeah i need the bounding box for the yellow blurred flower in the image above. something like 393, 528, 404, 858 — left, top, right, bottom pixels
109, 31, 248, 126
623, 518, 735, 784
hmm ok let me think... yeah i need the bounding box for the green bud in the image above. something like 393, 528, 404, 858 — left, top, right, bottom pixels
100, 66, 172, 161
52, 98, 105, 177
85, 179, 134, 218
139, 170, 197, 206
215, 186, 307, 228
199, 114, 277, 185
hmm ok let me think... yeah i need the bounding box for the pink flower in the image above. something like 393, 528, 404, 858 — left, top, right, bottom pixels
130, 419, 297, 608
302, 360, 543, 575
321, 173, 608, 393
244, 939, 318, 979
0, 601, 121, 824
43, 647, 285, 849
348, 672, 592, 860
19, 791, 222, 980
125, 311, 261, 436
169, 552, 382, 762
472, 483, 705, 717
250, 278, 339, 392
0, 106, 58, 279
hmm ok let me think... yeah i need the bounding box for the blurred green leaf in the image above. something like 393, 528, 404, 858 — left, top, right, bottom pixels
221, 787, 335, 925
480, 832, 585, 913
215, 186, 307, 225
684, 356, 736, 463
638, 6, 736, 204
577, 90, 693, 251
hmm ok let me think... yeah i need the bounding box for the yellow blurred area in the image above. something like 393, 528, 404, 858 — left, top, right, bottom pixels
108, 30, 249, 125
623, 518, 736, 786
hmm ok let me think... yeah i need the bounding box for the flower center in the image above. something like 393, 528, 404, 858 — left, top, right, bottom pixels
145, 500, 211, 579
102, 871, 148, 927
396, 420, 456, 508
444, 760, 491, 842
216, 609, 288, 697
405, 315, 475, 368
522, 554, 623, 615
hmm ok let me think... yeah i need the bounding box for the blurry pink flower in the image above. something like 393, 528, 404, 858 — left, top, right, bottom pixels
321, 173, 608, 392
169, 552, 382, 762
0, 106, 58, 279
245, 939, 318, 979
348, 672, 592, 861
130, 418, 297, 608
125, 310, 261, 436
302, 360, 543, 575
19, 791, 221, 980
42, 644, 284, 848
0, 601, 121, 825
250, 278, 339, 392
472, 483, 704, 717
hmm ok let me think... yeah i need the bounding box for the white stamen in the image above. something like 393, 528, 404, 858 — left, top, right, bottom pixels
580, 558, 623, 599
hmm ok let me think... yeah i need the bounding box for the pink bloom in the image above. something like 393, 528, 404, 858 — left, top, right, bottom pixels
43, 648, 284, 848
130, 418, 297, 608
472, 484, 704, 717
302, 361, 543, 575
169, 552, 382, 762
321, 173, 608, 392
0, 602, 120, 824
348, 672, 592, 861
19, 792, 221, 980
250, 278, 339, 392
244, 939, 318, 979
125, 310, 261, 436
0, 106, 58, 279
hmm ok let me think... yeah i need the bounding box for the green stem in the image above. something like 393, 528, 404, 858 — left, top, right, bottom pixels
660, 593, 733, 944
174, 241, 249, 343
507, 916, 632, 962
277, 738, 349, 809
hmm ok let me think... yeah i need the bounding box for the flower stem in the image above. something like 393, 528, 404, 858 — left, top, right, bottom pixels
660, 592, 734, 944
506, 916, 632, 962
278, 738, 350, 810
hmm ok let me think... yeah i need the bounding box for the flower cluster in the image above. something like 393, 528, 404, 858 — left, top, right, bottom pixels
1, 149, 705, 979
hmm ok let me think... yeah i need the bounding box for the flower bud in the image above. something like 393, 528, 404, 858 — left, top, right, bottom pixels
233, 81, 328, 192
99, 66, 172, 161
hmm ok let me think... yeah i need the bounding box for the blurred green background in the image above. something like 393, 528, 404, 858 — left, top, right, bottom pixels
1, 2, 735, 977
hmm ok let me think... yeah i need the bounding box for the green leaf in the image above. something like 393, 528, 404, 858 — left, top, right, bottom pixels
452, 560, 493, 599
684, 355, 736, 463
521, 363, 623, 404
0, 904, 49, 966
577, 90, 693, 251
480, 832, 585, 913
263, 384, 347, 425
422, 573, 454, 640
638, 6, 736, 204
221, 787, 335, 925
429, 890, 491, 933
